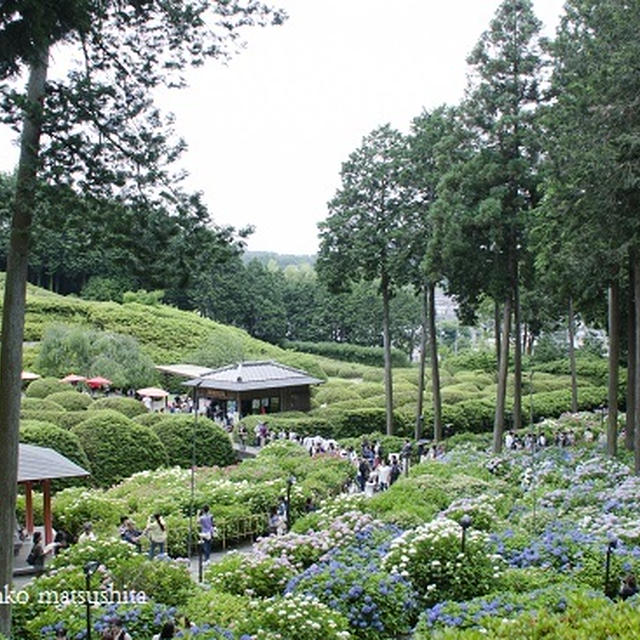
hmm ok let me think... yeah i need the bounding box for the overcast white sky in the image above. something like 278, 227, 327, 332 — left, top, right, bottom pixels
0, 0, 566, 256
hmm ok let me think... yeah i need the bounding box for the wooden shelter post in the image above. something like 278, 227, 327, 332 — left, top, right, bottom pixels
24, 481, 34, 534
42, 479, 52, 544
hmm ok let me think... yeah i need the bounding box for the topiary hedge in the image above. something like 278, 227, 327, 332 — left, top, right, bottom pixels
19, 420, 91, 472
87, 395, 148, 418
151, 414, 235, 468
133, 412, 166, 427
285, 340, 409, 367
20, 409, 93, 430
313, 383, 361, 405
21, 397, 65, 412
45, 390, 93, 411
24, 376, 69, 398
329, 407, 413, 439
72, 410, 168, 486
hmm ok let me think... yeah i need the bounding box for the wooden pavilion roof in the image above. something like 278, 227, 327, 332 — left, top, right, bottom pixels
18, 443, 90, 483
183, 360, 323, 392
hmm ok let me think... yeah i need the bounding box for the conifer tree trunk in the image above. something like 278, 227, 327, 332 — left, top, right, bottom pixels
633, 253, 640, 473
415, 284, 428, 440
429, 282, 442, 442
513, 279, 522, 431
0, 48, 49, 636
568, 296, 578, 413
494, 300, 501, 368
626, 259, 636, 451
381, 272, 394, 436
493, 292, 512, 454
607, 281, 620, 458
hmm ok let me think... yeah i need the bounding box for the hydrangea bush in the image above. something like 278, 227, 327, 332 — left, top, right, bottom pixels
382, 518, 503, 606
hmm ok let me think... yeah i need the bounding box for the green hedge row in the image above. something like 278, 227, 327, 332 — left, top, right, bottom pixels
532, 357, 610, 386
285, 340, 409, 368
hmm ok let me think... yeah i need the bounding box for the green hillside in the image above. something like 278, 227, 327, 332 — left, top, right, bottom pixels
2, 277, 324, 379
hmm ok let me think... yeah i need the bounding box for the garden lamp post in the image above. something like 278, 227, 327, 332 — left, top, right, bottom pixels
83, 560, 100, 640
605, 538, 618, 597
286, 475, 296, 531
188, 380, 203, 560
459, 515, 472, 553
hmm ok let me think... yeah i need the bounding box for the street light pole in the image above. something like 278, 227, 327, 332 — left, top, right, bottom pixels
188, 381, 202, 560
83, 561, 99, 640
605, 538, 618, 597
459, 515, 472, 553
286, 476, 295, 532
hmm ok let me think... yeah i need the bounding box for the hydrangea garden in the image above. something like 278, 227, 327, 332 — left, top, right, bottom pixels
9, 411, 640, 639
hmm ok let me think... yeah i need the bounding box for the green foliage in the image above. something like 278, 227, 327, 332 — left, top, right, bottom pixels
287, 340, 409, 367
80, 274, 131, 302
329, 408, 413, 439
20, 397, 65, 412
20, 409, 90, 429
440, 383, 481, 404
419, 590, 640, 640
122, 288, 165, 305
236, 594, 354, 640
24, 376, 69, 398
205, 550, 297, 598
110, 553, 196, 607
314, 382, 361, 405
52, 487, 127, 538
44, 390, 93, 411
151, 414, 235, 468
445, 351, 497, 373
36, 323, 157, 388
534, 357, 610, 386
19, 420, 91, 473
72, 410, 168, 486
87, 395, 148, 418
181, 590, 250, 630
382, 518, 502, 605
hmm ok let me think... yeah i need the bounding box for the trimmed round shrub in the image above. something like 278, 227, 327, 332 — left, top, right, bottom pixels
152, 414, 235, 468
20, 420, 91, 472
314, 383, 361, 405
133, 412, 165, 427
25, 377, 68, 398
440, 383, 482, 404
45, 390, 93, 411
353, 382, 384, 399
72, 410, 168, 486
21, 397, 65, 412
87, 395, 147, 418
21, 410, 94, 430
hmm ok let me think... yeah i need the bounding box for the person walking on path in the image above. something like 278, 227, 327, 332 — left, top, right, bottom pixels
198, 505, 215, 563
144, 513, 167, 559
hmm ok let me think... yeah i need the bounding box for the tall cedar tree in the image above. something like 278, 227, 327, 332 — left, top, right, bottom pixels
403, 107, 457, 441
0, 1, 285, 633
545, 0, 640, 463
317, 125, 408, 436
436, 0, 544, 453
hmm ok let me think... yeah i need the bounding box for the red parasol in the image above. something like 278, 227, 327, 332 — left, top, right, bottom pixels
86, 376, 112, 389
